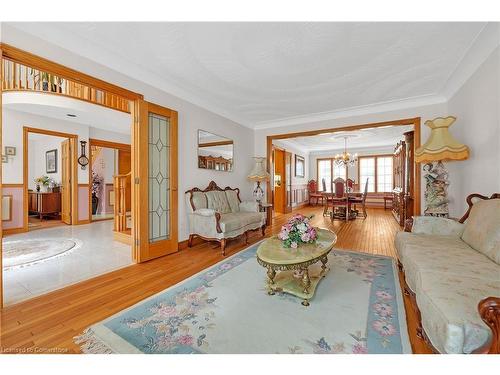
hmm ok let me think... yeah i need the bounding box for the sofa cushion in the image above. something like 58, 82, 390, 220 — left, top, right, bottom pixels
400, 235, 500, 292
461, 199, 500, 264
395, 232, 466, 264
219, 212, 264, 233
190, 191, 207, 211
225, 190, 240, 213
411, 216, 465, 236
206, 190, 231, 214
416, 272, 499, 353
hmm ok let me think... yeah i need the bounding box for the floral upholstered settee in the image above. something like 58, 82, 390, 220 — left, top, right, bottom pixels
396, 193, 500, 354
185, 181, 266, 255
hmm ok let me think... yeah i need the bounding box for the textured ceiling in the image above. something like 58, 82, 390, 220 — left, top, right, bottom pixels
6, 22, 485, 127
278, 125, 414, 153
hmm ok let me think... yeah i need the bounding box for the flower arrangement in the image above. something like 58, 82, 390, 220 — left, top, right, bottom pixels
34, 175, 51, 187
278, 213, 318, 248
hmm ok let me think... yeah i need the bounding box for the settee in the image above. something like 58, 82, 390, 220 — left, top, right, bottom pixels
396, 193, 500, 354
185, 181, 266, 255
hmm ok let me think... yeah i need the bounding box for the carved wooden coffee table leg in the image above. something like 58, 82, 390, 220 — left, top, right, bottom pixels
267, 266, 276, 295
320, 256, 328, 276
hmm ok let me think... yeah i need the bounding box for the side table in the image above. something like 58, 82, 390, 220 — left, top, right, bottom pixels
259, 202, 273, 227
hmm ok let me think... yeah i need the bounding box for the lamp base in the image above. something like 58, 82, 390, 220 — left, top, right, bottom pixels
253, 181, 264, 203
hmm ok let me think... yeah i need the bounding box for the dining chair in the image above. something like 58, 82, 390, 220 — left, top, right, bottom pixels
307, 179, 323, 206
330, 178, 350, 221
321, 178, 333, 216
349, 178, 369, 219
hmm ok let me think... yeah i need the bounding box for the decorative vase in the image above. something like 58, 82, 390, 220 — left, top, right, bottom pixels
36, 184, 40, 192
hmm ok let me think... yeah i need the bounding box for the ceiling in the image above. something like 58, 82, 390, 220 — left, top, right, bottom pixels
4, 22, 486, 128
3, 92, 131, 134
277, 124, 414, 153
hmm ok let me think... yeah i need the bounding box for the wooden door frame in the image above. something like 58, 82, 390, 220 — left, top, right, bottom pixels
266, 117, 422, 216
88, 138, 131, 222
23, 126, 78, 231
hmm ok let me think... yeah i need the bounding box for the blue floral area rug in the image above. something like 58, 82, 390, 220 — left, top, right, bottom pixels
75, 243, 410, 354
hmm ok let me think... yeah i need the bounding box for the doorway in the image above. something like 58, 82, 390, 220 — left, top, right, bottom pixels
23, 127, 78, 232
89, 139, 131, 223
272, 147, 292, 214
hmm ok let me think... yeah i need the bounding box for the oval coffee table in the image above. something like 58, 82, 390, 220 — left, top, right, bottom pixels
256, 228, 337, 306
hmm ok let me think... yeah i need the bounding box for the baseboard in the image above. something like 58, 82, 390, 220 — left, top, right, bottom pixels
178, 236, 206, 250
75, 220, 91, 225
3, 226, 27, 236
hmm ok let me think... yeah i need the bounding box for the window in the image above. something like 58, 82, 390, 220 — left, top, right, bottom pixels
377, 156, 393, 193
333, 164, 346, 180
317, 159, 332, 192
359, 155, 394, 193
359, 157, 376, 192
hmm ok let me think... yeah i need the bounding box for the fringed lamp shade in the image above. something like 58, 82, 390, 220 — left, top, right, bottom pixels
415, 116, 469, 163
248, 157, 270, 202
247, 157, 270, 181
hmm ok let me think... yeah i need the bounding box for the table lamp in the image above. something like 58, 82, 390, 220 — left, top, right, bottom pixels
248, 157, 270, 203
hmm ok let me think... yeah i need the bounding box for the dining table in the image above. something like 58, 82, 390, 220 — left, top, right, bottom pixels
321, 190, 363, 222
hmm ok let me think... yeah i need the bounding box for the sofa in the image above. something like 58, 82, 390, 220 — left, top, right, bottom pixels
396, 193, 500, 354
185, 181, 266, 255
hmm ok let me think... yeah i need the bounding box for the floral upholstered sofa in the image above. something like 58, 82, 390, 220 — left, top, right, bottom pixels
185, 181, 266, 255
395, 193, 500, 354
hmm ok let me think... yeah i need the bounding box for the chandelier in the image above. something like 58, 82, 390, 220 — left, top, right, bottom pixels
334, 136, 358, 167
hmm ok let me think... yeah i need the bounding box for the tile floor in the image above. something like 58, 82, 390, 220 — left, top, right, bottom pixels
2, 220, 133, 306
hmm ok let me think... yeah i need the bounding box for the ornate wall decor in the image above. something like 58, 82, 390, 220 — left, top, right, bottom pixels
78, 141, 89, 170
423, 161, 449, 217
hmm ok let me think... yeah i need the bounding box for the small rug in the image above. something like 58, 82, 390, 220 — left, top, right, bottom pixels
75, 243, 410, 354
3, 238, 80, 270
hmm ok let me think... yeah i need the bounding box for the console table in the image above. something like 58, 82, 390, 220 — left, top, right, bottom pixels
28, 191, 62, 220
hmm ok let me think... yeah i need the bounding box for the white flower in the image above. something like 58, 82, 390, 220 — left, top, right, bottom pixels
290, 241, 298, 249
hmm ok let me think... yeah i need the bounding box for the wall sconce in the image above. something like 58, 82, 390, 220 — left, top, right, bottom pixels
78, 140, 89, 170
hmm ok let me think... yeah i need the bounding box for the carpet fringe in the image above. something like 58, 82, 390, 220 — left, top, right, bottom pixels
74, 328, 115, 354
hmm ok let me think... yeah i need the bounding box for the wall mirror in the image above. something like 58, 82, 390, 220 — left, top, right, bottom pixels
198, 130, 234, 172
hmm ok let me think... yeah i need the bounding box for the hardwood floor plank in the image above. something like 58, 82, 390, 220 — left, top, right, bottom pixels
0, 206, 432, 354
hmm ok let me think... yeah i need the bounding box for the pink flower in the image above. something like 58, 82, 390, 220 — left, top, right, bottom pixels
290, 241, 298, 249
375, 291, 393, 301
301, 232, 310, 242
177, 334, 194, 346
352, 343, 368, 354
157, 305, 177, 317
373, 303, 393, 317
372, 320, 396, 336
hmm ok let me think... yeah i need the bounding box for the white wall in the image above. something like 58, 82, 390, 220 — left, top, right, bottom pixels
2, 109, 132, 185
2, 108, 89, 184
446, 46, 500, 217
27, 134, 65, 190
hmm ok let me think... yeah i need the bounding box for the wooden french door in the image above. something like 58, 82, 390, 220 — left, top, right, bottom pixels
61, 139, 72, 224
132, 100, 178, 263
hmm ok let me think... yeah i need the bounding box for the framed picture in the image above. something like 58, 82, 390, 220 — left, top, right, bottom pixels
295, 154, 305, 178
5, 146, 16, 156
46, 149, 58, 173
1, 155, 7, 163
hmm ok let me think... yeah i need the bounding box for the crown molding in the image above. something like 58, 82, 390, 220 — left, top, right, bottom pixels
440, 22, 500, 100
252, 94, 446, 130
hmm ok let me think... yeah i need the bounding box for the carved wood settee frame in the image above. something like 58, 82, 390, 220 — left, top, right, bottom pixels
402, 193, 500, 354
185, 181, 266, 255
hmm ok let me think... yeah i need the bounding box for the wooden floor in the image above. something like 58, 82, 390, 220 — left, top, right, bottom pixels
0, 206, 432, 354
